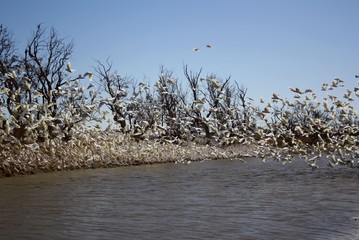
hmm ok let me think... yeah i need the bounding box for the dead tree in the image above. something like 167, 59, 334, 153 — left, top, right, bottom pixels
155, 66, 185, 139
0, 24, 23, 116
183, 65, 213, 142
0, 24, 19, 76
21, 24, 93, 141
24, 24, 75, 118
0, 24, 94, 142
204, 74, 231, 120
94, 58, 130, 130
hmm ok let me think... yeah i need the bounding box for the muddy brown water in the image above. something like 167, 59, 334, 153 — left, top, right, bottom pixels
0, 158, 359, 240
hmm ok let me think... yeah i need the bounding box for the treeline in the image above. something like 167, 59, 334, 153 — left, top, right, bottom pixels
0, 24, 97, 145
1, 24, 359, 169
0, 24, 257, 146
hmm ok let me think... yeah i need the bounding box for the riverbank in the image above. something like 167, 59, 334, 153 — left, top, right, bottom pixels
0, 131, 258, 177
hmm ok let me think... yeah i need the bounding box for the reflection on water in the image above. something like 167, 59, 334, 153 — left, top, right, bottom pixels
0, 158, 359, 239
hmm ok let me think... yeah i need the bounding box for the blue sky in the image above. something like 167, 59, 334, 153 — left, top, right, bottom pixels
1, 0, 359, 102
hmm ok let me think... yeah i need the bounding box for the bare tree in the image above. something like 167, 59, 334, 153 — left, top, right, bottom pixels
204, 74, 231, 120
184, 64, 201, 110
0, 24, 24, 117
183, 65, 214, 142
0, 24, 19, 75
149, 66, 188, 140
94, 58, 130, 130
0, 24, 95, 142
24, 24, 75, 118
234, 83, 253, 128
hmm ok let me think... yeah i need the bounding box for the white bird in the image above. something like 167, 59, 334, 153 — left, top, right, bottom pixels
195, 98, 205, 105
12, 71, 17, 79
87, 83, 96, 90
272, 93, 281, 100
209, 79, 220, 89
83, 72, 93, 80
34, 91, 43, 99
24, 81, 31, 91
321, 83, 328, 91
139, 82, 150, 91
167, 78, 175, 84
263, 107, 270, 113
66, 62, 76, 73
289, 87, 303, 94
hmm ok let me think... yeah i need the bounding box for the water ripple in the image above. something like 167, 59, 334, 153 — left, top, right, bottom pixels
0, 158, 359, 239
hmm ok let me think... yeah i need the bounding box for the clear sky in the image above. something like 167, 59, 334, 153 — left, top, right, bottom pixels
1, 0, 359, 102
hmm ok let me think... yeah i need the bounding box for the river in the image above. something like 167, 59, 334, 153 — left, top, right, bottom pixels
0, 158, 359, 239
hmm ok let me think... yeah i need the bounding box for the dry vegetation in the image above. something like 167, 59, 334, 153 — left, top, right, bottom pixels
0, 128, 257, 177
1, 24, 359, 177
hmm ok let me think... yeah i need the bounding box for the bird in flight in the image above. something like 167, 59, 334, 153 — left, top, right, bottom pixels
66, 62, 76, 73
193, 44, 213, 52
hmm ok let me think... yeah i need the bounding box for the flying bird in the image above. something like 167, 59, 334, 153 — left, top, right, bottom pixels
83, 72, 93, 80
193, 48, 200, 52
272, 93, 281, 100
66, 62, 76, 73
289, 87, 303, 94
206, 44, 212, 48
167, 78, 175, 84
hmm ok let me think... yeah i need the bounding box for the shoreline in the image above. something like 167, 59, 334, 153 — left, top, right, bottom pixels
0, 135, 259, 178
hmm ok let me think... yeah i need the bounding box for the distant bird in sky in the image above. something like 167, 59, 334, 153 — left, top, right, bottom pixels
193, 44, 213, 52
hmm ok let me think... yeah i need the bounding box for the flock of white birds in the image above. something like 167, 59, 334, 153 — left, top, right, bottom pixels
256, 77, 359, 168
1, 55, 359, 176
